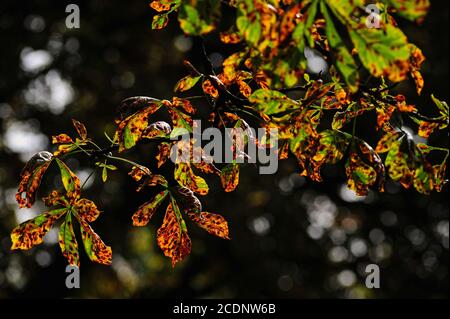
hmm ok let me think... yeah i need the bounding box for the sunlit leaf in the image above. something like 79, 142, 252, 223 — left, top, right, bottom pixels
188, 211, 230, 239
132, 190, 169, 226
157, 202, 191, 267
156, 142, 172, 168
59, 212, 80, 266
178, 0, 220, 36
74, 198, 101, 223
174, 75, 202, 92
349, 25, 411, 82
52, 134, 73, 144
175, 162, 209, 195
388, 0, 430, 23
249, 89, 299, 115
116, 102, 162, 151
321, 2, 359, 92
78, 218, 112, 265
345, 150, 377, 196
55, 158, 81, 201
42, 190, 68, 208
11, 208, 67, 250
220, 163, 240, 192
202, 79, 219, 98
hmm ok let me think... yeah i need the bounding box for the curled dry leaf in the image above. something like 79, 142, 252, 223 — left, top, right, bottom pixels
16, 151, 53, 208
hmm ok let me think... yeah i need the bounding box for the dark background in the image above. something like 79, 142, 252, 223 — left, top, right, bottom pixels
0, 0, 448, 298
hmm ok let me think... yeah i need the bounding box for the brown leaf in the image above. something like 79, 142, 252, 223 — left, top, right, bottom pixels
11, 208, 67, 250
157, 203, 192, 267
202, 79, 219, 98
16, 151, 53, 208
132, 190, 168, 226
72, 119, 88, 140
188, 212, 230, 239
220, 163, 240, 192
79, 218, 112, 265
52, 134, 73, 144
74, 198, 101, 223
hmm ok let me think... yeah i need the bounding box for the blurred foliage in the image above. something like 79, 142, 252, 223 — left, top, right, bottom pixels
0, 0, 448, 298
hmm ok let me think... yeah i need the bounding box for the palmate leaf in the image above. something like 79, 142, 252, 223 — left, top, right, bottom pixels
344, 138, 386, 196
385, 138, 415, 188
16, 151, 53, 208
11, 208, 67, 250
173, 186, 202, 214
52, 119, 89, 156
42, 190, 68, 207
157, 201, 192, 267
167, 106, 193, 133
59, 212, 80, 266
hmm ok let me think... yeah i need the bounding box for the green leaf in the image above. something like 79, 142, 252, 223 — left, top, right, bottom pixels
249, 89, 299, 115
167, 107, 193, 133
220, 163, 240, 192
321, 2, 359, 92
431, 94, 449, 118
349, 25, 411, 82
175, 162, 209, 195
170, 127, 190, 139
345, 151, 377, 196
102, 166, 108, 182
178, 1, 219, 35
388, 0, 430, 22
78, 218, 112, 265
59, 212, 80, 266
116, 103, 162, 151
174, 75, 202, 92
152, 13, 169, 29
55, 158, 81, 200
332, 101, 374, 130
313, 130, 350, 166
